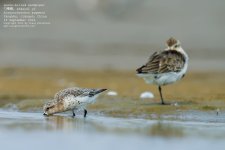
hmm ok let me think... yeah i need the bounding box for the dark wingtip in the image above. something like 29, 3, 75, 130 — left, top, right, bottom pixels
97, 88, 107, 95
100, 89, 107, 92
136, 69, 141, 74
136, 66, 144, 74
89, 89, 107, 97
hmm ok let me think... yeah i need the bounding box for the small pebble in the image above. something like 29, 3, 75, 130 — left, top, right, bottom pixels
140, 92, 154, 99
171, 102, 179, 106
107, 91, 118, 96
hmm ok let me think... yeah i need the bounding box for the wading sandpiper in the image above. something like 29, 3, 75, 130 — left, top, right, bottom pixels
136, 37, 189, 104
43, 87, 107, 117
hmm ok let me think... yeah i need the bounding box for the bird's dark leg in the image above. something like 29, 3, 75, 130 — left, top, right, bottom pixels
158, 86, 165, 105
72, 110, 76, 117
84, 109, 87, 117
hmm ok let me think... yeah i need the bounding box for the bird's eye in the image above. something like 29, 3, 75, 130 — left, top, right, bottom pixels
46, 107, 49, 111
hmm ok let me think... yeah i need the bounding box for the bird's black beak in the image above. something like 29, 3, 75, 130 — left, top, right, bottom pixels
43, 113, 47, 116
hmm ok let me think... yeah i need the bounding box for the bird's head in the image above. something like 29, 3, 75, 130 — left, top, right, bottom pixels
43, 100, 63, 116
166, 37, 182, 51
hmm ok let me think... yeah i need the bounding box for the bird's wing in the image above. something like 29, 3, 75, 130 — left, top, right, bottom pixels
54, 88, 106, 101
54, 87, 83, 101
136, 50, 185, 74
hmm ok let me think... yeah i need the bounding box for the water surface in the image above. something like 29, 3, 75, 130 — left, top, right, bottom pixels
0, 109, 225, 150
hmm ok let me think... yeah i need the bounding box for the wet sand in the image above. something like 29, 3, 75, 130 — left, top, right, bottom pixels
0, 68, 225, 116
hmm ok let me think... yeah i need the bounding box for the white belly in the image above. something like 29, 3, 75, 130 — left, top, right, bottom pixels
138, 73, 180, 85
154, 72, 183, 85
63, 95, 99, 110
76, 95, 98, 104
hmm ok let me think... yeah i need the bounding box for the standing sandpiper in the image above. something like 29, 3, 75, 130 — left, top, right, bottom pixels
136, 37, 189, 104
43, 87, 107, 117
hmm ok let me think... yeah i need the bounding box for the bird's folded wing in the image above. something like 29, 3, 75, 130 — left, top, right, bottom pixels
137, 50, 185, 74
54, 88, 100, 101
54, 88, 84, 101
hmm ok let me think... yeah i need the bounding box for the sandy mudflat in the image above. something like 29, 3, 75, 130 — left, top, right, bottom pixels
0, 68, 224, 115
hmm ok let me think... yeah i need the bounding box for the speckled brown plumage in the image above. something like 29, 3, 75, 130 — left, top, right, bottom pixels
136, 37, 188, 105
54, 87, 107, 102
43, 87, 107, 116
136, 50, 185, 74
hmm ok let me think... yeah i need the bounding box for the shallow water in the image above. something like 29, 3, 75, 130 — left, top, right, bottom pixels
0, 109, 225, 150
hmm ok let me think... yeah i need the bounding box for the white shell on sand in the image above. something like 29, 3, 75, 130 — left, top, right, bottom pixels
140, 92, 154, 99
107, 91, 118, 96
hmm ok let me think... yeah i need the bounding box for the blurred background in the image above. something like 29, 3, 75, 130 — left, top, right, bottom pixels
0, 0, 225, 71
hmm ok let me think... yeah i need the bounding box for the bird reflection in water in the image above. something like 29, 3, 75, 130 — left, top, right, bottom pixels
44, 115, 88, 131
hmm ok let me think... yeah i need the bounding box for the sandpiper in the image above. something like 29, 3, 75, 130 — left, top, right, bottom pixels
136, 37, 189, 104
43, 87, 107, 117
